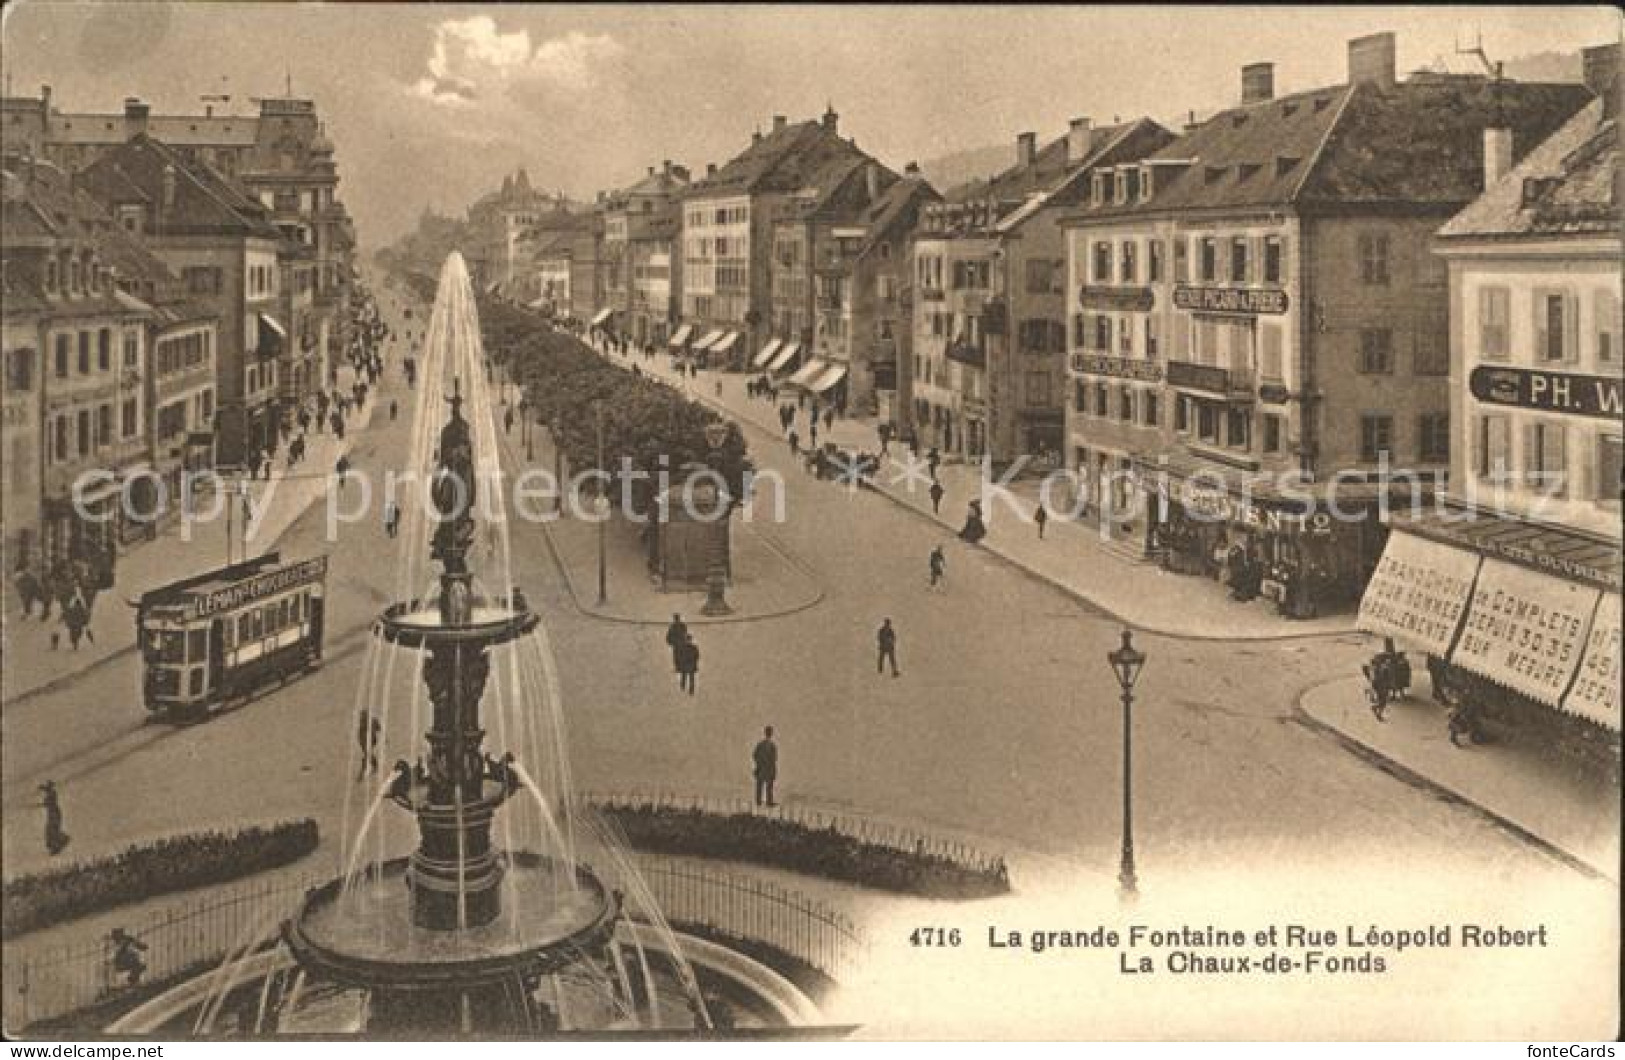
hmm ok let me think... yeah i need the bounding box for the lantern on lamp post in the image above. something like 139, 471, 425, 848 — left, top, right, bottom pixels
1107, 628, 1146, 900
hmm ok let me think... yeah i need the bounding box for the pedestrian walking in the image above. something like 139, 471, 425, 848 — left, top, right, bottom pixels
675, 633, 700, 695
788, 429, 800, 457
752, 726, 778, 807
928, 545, 947, 590
929, 479, 945, 515
39, 780, 69, 856
63, 590, 91, 649
1034, 503, 1049, 539
336, 454, 351, 489
665, 613, 688, 668
383, 500, 400, 538
959, 499, 987, 545
823, 408, 834, 432
504, 407, 515, 434
878, 422, 892, 454
927, 446, 941, 481
876, 618, 900, 677
14, 567, 42, 619
109, 928, 149, 987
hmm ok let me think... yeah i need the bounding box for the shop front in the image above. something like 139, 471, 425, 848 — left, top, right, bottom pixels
1136, 457, 1372, 618
1359, 508, 1620, 777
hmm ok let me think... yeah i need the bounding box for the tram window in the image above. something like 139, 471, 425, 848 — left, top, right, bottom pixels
249, 611, 262, 640
223, 622, 235, 650
151, 631, 185, 662
291, 595, 302, 623
239, 614, 253, 642
280, 598, 291, 627
189, 669, 204, 696
187, 629, 207, 659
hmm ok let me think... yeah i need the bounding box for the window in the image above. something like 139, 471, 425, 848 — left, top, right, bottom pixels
5, 348, 35, 392
1360, 414, 1393, 462
1597, 289, 1620, 366
54, 417, 68, 463
1359, 328, 1393, 374
1144, 393, 1159, 426
1094, 383, 1108, 416
1174, 395, 1189, 432
123, 333, 138, 368
1174, 237, 1189, 282
1094, 315, 1112, 353
1120, 241, 1137, 283
1226, 409, 1251, 450
97, 329, 111, 372
55, 335, 69, 377
1358, 233, 1390, 286
1074, 381, 1088, 414
1118, 315, 1132, 355
1072, 314, 1086, 347
1596, 434, 1624, 501
1418, 413, 1450, 462
1524, 421, 1568, 493
1119, 388, 1134, 422
1262, 414, 1283, 453
96, 404, 111, 448
1413, 334, 1448, 376
1263, 235, 1284, 283
1260, 323, 1283, 380
184, 266, 221, 296
1475, 414, 1512, 482
1478, 286, 1510, 360
77, 331, 90, 374
1145, 317, 1159, 359
45, 259, 58, 292
1199, 238, 1217, 282
1148, 240, 1163, 282
1026, 372, 1052, 406
1197, 402, 1219, 443
1535, 289, 1578, 363
1093, 242, 1111, 283
1230, 237, 1249, 282
1025, 258, 1057, 294
121, 398, 137, 439
77, 409, 91, 456
1092, 173, 1106, 204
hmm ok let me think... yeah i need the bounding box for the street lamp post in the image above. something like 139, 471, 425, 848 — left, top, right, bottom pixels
1107, 629, 1146, 900
699, 420, 733, 617
595, 400, 608, 606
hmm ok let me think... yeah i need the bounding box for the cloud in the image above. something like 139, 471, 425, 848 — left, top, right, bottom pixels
404, 16, 623, 107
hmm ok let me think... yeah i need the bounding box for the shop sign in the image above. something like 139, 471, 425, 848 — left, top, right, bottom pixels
1067, 352, 1163, 383
1153, 476, 1315, 532
1173, 286, 1289, 315
1356, 531, 1481, 656
1468, 366, 1623, 421
1258, 383, 1291, 405
1564, 596, 1620, 731
1450, 558, 1600, 708
1077, 285, 1155, 312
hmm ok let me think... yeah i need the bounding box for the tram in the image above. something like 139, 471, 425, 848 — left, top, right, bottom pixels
136, 552, 328, 720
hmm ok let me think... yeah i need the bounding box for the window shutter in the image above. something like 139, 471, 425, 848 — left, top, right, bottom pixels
1278, 235, 1291, 281
1533, 290, 1551, 361
1544, 423, 1567, 490
1597, 435, 1624, 500
1563, 292, 1580, 364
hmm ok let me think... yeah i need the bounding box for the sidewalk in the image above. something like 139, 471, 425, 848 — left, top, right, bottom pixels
589, 337, 1352, 641
1298, 676, 1619, 879
1, 365, 381, 706
495, 406, 823, 626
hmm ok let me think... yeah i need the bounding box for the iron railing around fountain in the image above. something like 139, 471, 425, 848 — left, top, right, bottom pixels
3, 856, 868, 1032
2, 872, 320, 1032
582, 791, 1008, 878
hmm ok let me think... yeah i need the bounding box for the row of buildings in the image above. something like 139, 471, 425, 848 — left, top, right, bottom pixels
2, 88, 357, 582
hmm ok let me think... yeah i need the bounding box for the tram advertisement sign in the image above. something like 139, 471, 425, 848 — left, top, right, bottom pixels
189, 556, 329, 620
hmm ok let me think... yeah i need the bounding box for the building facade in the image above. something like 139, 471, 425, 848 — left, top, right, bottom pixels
1060, 33, 1591, 618
1360, 47, 1620, 771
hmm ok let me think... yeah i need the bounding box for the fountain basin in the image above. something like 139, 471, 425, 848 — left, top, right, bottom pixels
377, 600, 538, 649
285, 855, 617, 991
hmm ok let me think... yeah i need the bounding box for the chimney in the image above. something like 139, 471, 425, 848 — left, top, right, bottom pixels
1482, 127, 1513, 190
1065, 117, 1092, 165
1348, 31, 1396, 89
772, 114, 787, 132
1016, 131, 1037, 168
707, 162, 717, 178
752, 130, 762, 144
40, 84, 51, 112
161, 163, 177, 211
1242, 62, 1275, 104
904, 160, 920, 177
648, 165, 655, 176
865, 162, 880, 202
123, 97, 150, 141
822, 104, 838, 133
1583, 42, 1620, 120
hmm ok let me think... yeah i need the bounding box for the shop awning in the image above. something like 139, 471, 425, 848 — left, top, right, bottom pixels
72, 476, 124, 507
258, 312, 286, 338
712, 331, 740, 355
767, 342, 800, 372
668, 324, 693, 347
751, 340, 783, 369
1450, 557, 1601, 711
692, 329, 725, 352
787, 358, 829, 388
1564, 596, 1621, 731
807, 363, 848, 393
1356, 528, 1481, 656
527, 297, 549, 310
591, 308, 614, 326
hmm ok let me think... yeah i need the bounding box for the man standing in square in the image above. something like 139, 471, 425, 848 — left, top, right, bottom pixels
753, 726, 778, 807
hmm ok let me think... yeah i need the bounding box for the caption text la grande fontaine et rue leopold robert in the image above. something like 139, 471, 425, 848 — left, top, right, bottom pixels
906, 922, 1551, 975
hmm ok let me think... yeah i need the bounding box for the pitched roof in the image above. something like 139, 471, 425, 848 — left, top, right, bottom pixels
953, 120, 1140, 205
77, 134, 280, 239
687, 118, 873, 198
45, 111, 260, 147
858, 175, 940, 254
1438, 98, 1617, 239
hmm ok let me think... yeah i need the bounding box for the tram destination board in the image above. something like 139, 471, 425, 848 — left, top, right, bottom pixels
187, 556, 329, 620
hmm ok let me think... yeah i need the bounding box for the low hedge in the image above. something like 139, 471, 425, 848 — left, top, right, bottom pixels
3, 819, 318, 938
600, 805, 1009, 900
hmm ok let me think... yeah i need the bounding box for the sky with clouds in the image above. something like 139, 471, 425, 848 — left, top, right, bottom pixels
4, 3, 1618, 249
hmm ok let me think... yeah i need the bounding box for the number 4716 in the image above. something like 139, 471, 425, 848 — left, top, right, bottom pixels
910, 927, 962, 947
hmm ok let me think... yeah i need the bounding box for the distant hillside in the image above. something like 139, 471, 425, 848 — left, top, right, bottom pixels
1501, 49, 1584, 84
917, 143, 1014, 199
